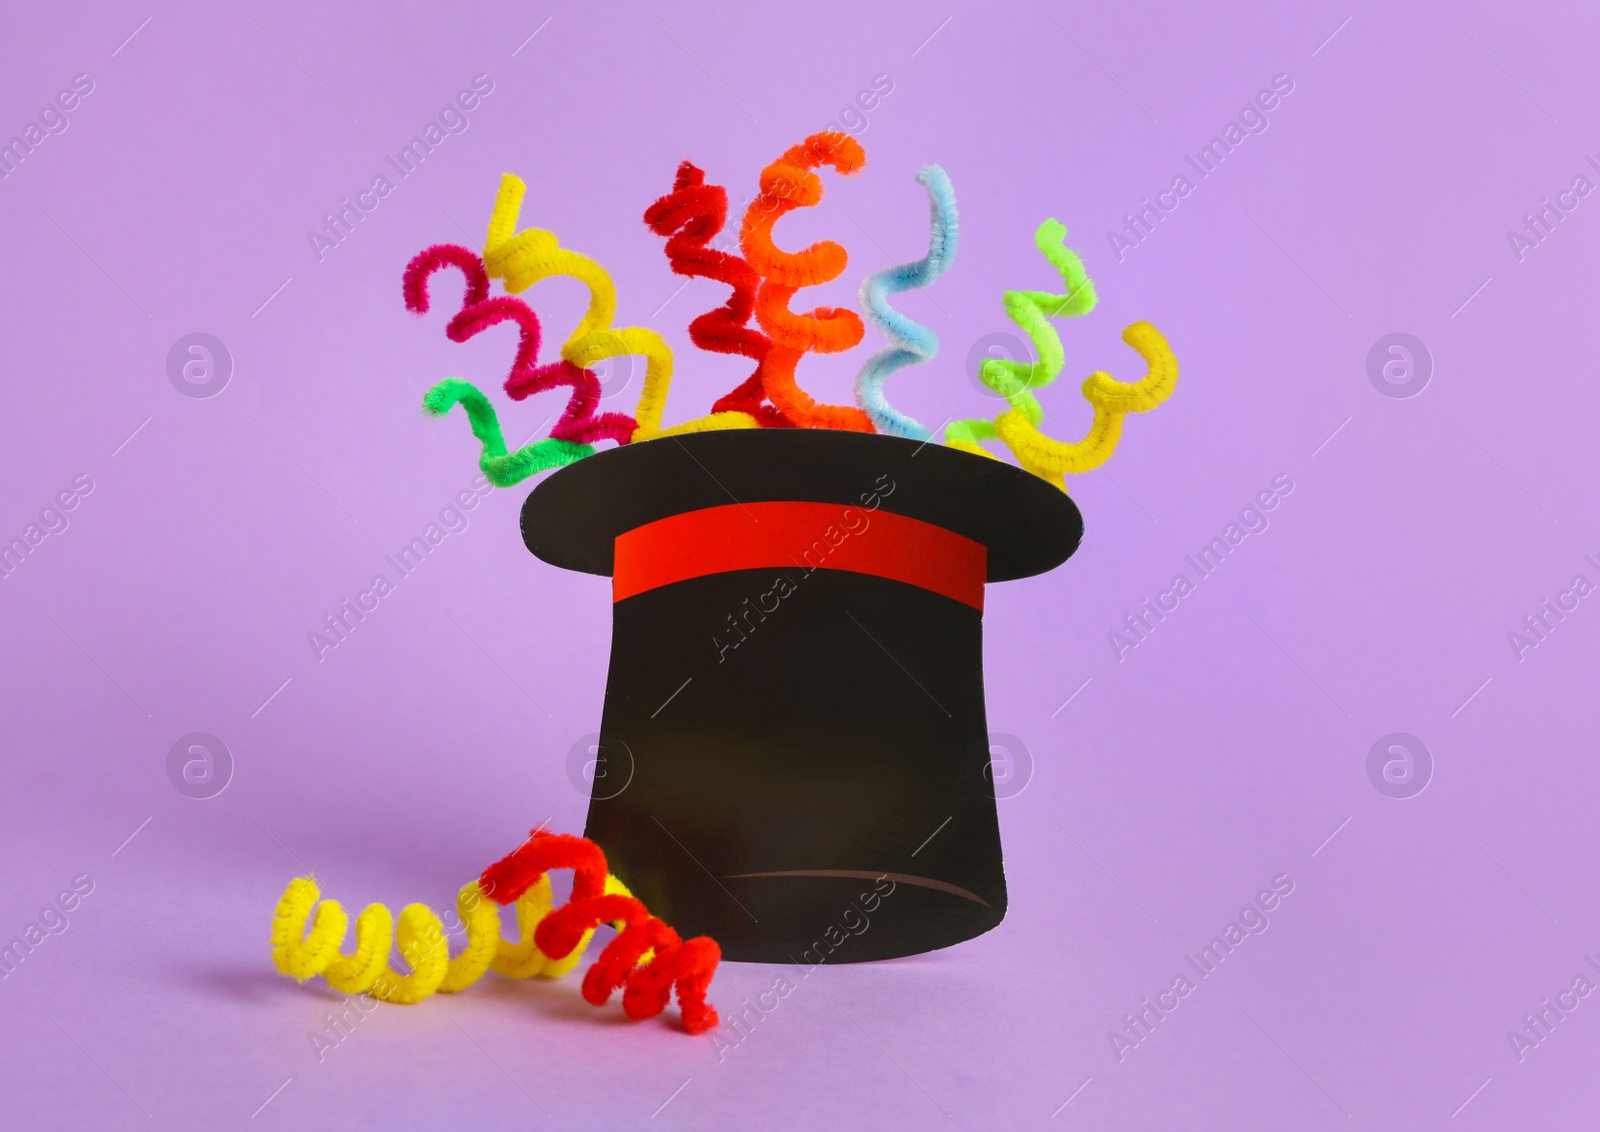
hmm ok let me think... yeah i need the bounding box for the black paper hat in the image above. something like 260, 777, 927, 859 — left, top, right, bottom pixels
522, 429, 1081, 963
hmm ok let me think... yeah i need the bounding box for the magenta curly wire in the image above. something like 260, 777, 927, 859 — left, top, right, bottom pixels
446, 296, 541, 371
403, 243, 488, 314
402, 244, 636, 446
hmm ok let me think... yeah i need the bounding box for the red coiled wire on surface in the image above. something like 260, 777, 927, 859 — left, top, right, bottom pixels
480, 830, 721, 1034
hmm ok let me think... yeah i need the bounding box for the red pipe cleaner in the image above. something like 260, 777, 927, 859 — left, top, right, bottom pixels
479, 831, 721, 1034
644, 162, 793, 428
402, 244, 637, 447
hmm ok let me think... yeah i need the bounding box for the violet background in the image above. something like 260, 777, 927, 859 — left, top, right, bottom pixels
2, 1, 1597, 1128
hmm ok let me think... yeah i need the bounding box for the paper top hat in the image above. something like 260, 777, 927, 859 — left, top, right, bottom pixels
521, 428, 1081, 962
270, 145, 1178, 1037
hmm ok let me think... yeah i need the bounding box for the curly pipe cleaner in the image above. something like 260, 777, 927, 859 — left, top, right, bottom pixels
272, 876, 509, 1004
403, 242, 490, 312
966, 219, 1097, 418
419, 379, 592, 487
740, 132, 876, 431
479, 831, 721, 1033
447, 297, 635, 446
402, 245, 624, 483
270, 832, 718, 1033
945, 220, 1176, 487
943, 217, 1092, 465
644, 161, 793, 428
853, 164, 959, 439
483, 174, 757, 441
945, 219, 1095, 461
992, 322, 1178, 487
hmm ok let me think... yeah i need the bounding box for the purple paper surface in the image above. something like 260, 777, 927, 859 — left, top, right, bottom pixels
2, 1, 1597, 1128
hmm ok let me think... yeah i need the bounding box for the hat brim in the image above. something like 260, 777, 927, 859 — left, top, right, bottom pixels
520, 429, 1082, 583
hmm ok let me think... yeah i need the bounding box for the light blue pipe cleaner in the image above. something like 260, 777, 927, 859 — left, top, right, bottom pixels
854, 164, 958, 440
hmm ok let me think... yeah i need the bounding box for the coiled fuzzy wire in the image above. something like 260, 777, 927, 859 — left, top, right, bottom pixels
479, 831, 720, 1035
483, 174, 757, 441
402, 243, 630, 484
947, 220, 1177, 488
644, 161, 792, 428
420, 379, 593, 486
740, 132, 876, 432
853, 165, 959, 440
270, 831, 720, 1034
991, 320, 1178, 486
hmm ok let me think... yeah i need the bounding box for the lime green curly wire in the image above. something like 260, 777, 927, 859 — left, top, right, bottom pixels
422, 379, 592, 487
947, 218, 1097, 441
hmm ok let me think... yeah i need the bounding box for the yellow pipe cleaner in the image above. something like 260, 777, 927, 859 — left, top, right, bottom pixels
269, 873, 638, 1004
947, 219, 1177, 489
482, 173, 759, 441
993, 322, 1178, 487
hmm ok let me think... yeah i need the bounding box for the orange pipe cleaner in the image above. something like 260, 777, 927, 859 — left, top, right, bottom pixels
644, 161, 792, 428
479, 831, 721, 1034
740, 132, 876, 431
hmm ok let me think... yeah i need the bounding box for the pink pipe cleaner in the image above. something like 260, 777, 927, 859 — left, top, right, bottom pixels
402, 244, 637, 447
